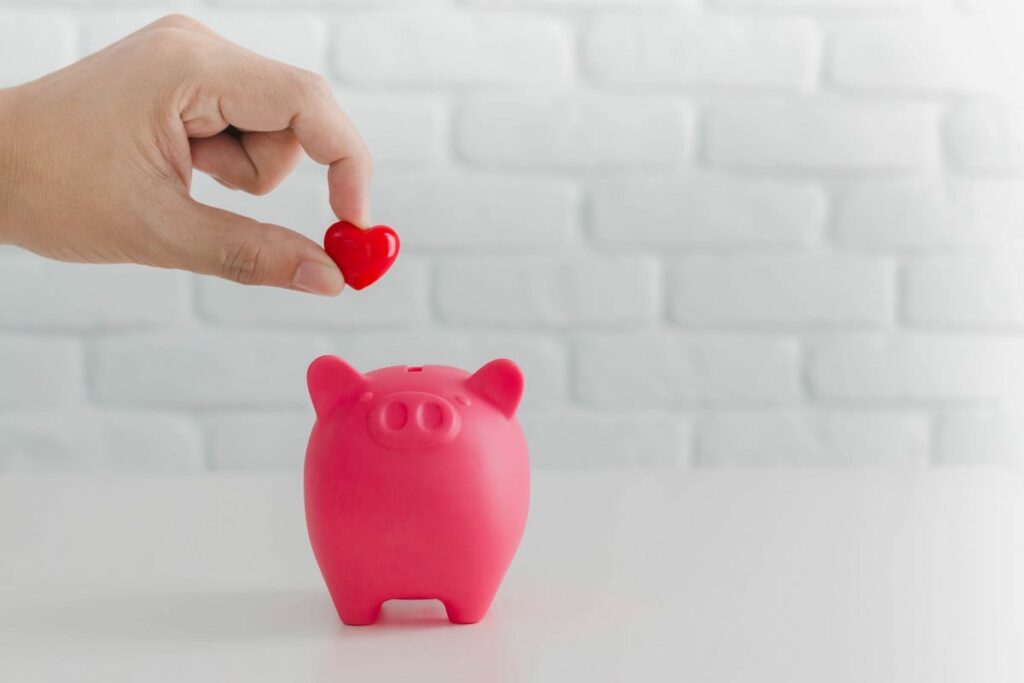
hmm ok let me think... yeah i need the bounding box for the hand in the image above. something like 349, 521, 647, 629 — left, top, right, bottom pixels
0, 14, 371, 296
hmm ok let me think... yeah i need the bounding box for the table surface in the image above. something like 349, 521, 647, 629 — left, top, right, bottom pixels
1, 469, 1023, 683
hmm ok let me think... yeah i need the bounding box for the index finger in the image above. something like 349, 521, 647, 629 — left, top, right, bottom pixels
191, 50, 372, 225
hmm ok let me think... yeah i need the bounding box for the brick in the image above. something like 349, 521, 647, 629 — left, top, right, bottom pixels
698, 410, 929, 466
706, 101, 939, 170
670, 254, 894, 326
831, 20, 1002, 93
457, 95, 691, 168
0, 11, 75, 87
0, 0, 91, 4
84, 11, 326, 72
585, 15, 816, 88
591, 175, 824, 248
89, 333, 327, 408
336, 91, 447, 169
0, 255, 189, 331
947, 103, 1024, 170
576, 335, 801, 406
196, 256, 430, 328
471, 0, 688, 6
436, 256, 658, 327
520, 411, 691, 468
810, 334, 1024, 401
714, 0, 926, 6
207, 413, 310, 470
0, 337, 80, 408
906, 255, 1024, 326
332, 11, 572, 85
0, 413, 202, 472
936, 410, 1024, 468
217, 0, 441, 5
372, 174, 578, 249
834, 179, 1024, 250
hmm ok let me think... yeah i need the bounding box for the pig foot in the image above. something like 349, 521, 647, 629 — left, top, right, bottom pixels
333, 596, 383, 626
443, 594, 495, 625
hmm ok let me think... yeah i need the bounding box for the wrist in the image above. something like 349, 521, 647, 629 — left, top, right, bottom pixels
0, 86, 24, 244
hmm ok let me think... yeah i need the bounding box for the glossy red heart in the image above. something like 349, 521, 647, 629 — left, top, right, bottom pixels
323, 221, 400, 291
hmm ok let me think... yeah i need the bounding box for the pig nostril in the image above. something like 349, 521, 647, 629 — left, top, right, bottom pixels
369, 392, 460, 447
384, 401, 408, 430
418, 402, 444, 431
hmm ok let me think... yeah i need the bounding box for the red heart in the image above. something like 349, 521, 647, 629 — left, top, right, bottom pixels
323, 221, 400, 291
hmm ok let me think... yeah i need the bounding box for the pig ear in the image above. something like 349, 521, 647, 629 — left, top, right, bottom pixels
466, 359, 524, 418
307, 355, 368, 418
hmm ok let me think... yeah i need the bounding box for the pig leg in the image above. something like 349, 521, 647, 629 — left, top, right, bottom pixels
326, 585, 383, 626
333, 597, 382, 626
442, 588, 498, 625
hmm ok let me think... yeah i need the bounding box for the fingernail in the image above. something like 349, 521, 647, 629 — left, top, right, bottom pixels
292, 260, 344, 296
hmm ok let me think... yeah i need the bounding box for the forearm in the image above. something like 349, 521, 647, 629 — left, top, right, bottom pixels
0, 85, 24, 245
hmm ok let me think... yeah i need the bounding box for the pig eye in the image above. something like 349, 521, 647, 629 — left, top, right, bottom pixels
454, 395, 471, 407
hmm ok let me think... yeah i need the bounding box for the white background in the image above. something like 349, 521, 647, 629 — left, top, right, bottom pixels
3, 0, 1024, 471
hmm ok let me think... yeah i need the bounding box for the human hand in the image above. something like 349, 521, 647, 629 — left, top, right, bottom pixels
0, 14, 371, 296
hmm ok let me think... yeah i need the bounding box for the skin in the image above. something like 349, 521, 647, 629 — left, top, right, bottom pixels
0, 14, 373, 296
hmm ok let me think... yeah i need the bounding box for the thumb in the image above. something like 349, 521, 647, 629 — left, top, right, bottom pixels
169, 199, 344, 296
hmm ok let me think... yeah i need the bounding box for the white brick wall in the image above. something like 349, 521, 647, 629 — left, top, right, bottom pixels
89, 334, 328, 408
372, 174, 579, 249
332, 11, 573, 86
576, 335, 801, 406
0, 337, 80, 408
1, 0, 1022, 471
834, 179, 1024, 250
830, 19, 1002, 93
591, 175, 825, 248
457, 95, 693, 168
0, 413, 203, 472
809, 335, 1024, 402
935, 410, 1024, 468
905, 254, 1024, 327
947, 102, 1024, 170
436, 256, 659, 327
698, 410, 929, 466
584, 15, 818, 89
0, 256, 190, 330
669, 254, 894, 326
706, 101, 941, 170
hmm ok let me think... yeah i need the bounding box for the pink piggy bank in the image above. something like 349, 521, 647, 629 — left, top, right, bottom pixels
304, 356, 530, 625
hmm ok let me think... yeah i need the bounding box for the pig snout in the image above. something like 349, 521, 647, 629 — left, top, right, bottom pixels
367, 391, 461, 450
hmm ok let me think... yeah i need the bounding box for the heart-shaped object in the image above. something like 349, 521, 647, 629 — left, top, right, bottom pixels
323, 221, 400, 291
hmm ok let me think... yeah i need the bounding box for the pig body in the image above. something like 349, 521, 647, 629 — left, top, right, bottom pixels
304, 357, 530, 625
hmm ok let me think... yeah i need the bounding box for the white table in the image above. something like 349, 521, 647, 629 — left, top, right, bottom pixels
2, 470, 1023, 682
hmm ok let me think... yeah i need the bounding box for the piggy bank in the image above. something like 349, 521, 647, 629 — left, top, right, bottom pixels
304, 356, 530, 625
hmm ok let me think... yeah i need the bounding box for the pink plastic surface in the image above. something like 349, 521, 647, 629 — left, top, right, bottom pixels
304, 356, 530, 625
